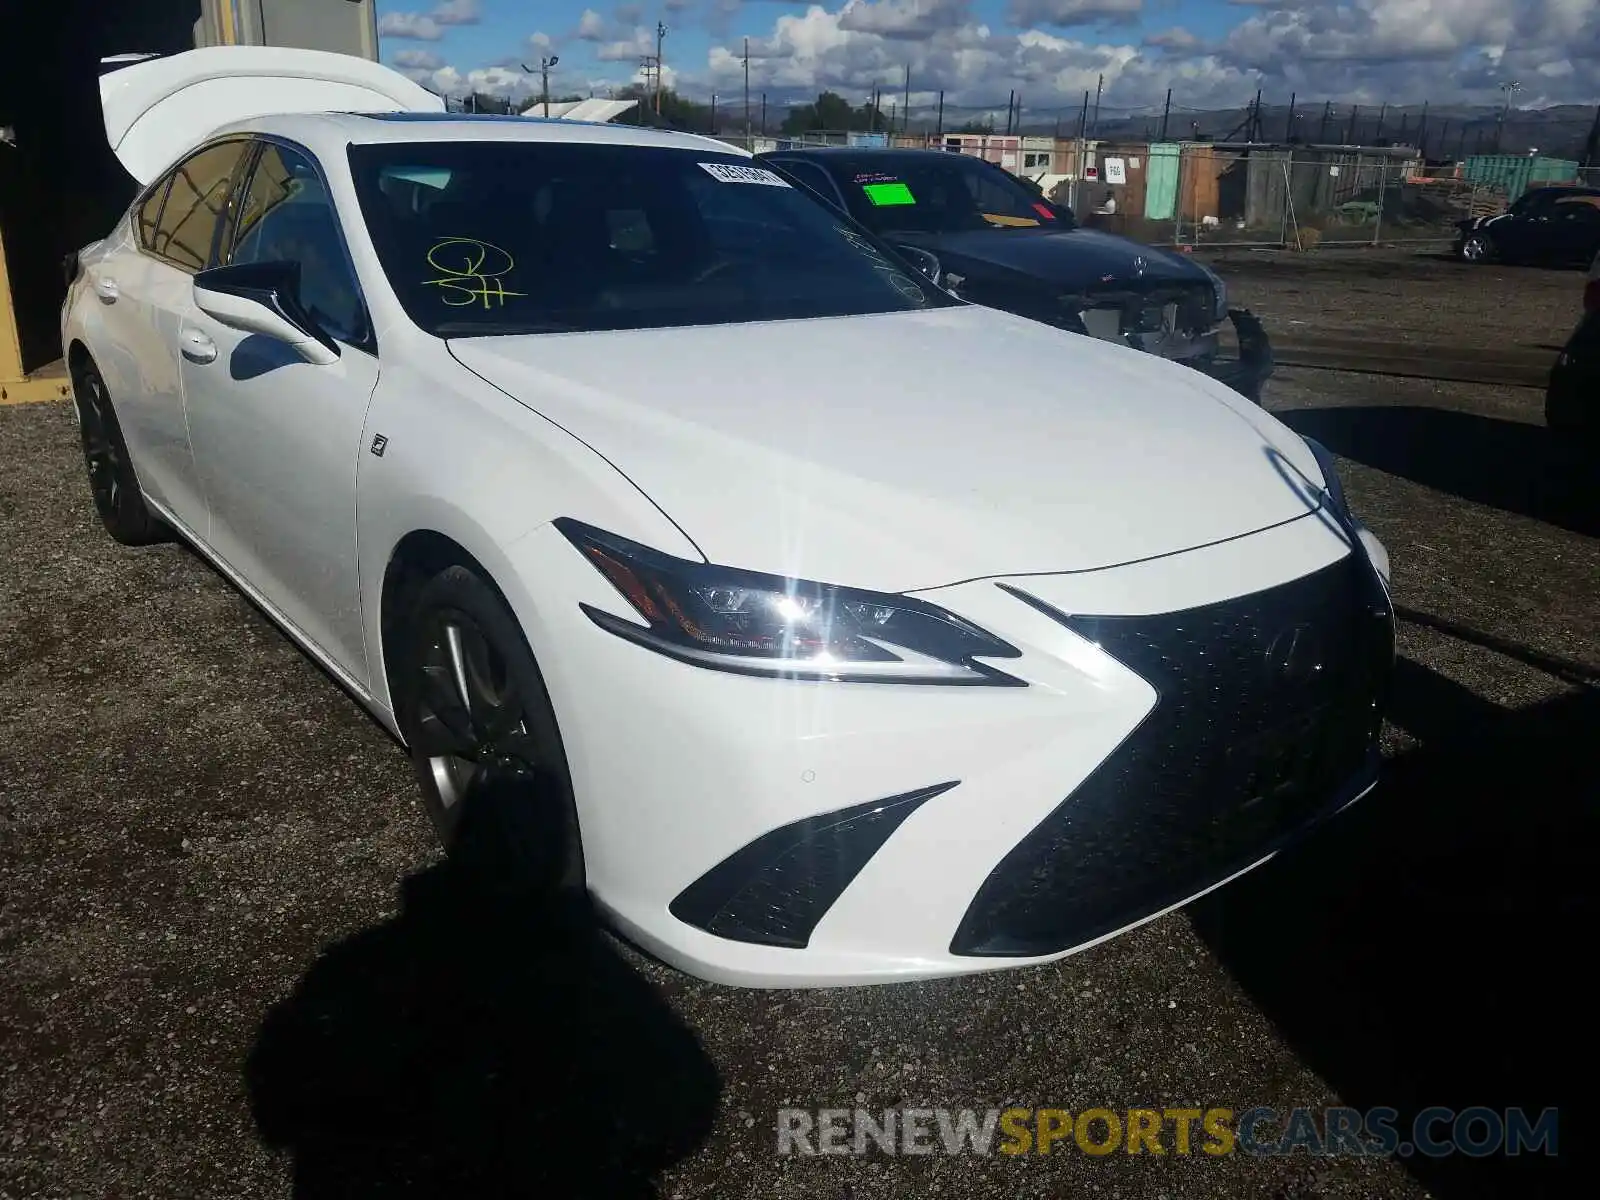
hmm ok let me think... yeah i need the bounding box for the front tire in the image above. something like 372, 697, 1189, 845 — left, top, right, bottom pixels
1460, 233, 1492, 264
393, 564, 585, 894
72, 359, 165, 545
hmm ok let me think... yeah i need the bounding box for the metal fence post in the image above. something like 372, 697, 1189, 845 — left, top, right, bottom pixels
1373, 155, 1385, 246
1173, 144, 1185, 247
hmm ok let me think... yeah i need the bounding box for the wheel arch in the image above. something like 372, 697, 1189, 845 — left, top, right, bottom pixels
378, 526, 510, 719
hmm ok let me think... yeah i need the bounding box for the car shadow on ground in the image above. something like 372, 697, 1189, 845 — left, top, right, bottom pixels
245, 777, 722, 1199
1192, 656, 1597, 1198
1278, 405, 1598, 538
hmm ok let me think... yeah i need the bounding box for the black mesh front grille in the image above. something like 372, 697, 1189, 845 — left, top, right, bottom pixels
952, 552, 1394, 957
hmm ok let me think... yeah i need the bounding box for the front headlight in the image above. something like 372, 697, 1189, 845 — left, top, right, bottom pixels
557, 519, 1025, 686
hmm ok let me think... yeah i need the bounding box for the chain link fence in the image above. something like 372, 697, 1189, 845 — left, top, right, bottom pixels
1090, 148, 1600, 251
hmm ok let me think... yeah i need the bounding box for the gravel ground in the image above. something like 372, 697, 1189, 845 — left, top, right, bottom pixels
2, 257, 1595, 1199
1202, 247, 1588, 354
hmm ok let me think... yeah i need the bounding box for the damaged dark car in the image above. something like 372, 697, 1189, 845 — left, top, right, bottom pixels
756, 146, 1272, 403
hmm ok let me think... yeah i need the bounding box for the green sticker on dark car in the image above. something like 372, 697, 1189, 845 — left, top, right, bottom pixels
862, 181, 916, 206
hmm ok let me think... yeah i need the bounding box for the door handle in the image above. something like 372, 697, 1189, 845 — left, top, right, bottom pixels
93, 277, 119, 303
180, 328, 218, 364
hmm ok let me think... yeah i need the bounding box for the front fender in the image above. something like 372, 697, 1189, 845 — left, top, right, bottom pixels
354, 333, 698, 719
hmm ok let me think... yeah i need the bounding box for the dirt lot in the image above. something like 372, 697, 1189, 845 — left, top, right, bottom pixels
2, 250, 1595, 1199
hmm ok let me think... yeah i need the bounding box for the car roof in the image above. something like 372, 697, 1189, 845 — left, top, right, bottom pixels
210, 110, 741, 160
1529, 185, 1600, 199
763, 147, 975, 163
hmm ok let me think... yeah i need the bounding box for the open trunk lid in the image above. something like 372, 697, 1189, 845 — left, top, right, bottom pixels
100, 45, 444, 185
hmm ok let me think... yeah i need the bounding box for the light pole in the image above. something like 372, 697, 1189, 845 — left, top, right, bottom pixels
522, 55, 560, 118
1496, 80, 1522, 153
654, 22, 668, 117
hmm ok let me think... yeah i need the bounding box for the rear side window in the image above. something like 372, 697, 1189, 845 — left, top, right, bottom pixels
134, 179, 171, 251
148, 140, 251, 271
775, 160, 844, 209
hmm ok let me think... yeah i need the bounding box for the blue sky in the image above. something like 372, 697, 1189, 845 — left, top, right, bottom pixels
374, 1, 1600, 117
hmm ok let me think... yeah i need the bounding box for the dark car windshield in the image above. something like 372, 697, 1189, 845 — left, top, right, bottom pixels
807, 154, 1068, 237
347, 141, 956, 337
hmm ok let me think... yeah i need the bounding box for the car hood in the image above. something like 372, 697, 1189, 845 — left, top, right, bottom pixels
914, 227, 1209, 291
450, 305, 1323, 593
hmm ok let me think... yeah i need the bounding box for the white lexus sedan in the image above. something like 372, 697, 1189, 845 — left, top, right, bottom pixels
63, 47, 1395, 987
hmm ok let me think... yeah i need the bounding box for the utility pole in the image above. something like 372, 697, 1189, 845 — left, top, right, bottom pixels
935, 89, 944, 137
1417, 101, 1429, 156
902, 63, 911, 136
1495, 80, 1522, 153
1090, 73, 1103, 138
1318, 100, 1332, 143
742, 38, 750, 145
1250, 88, 1262, 141
1345, 103, 1359, 144
1373, 102, 1387, 144
760, 92, 767, 136
1005, 89, 1015, 135
710, 92, 717, 135
1075, 88, 1089, 210
1159, 87, 1171, 141
1284, 91, 1296, 142
654, 21, 667, 117
521, 55, 561, 119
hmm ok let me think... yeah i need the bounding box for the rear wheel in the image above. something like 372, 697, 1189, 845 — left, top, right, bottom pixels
1460, 233, 1492, 264
72, 358, 165, 545
394, 564, 585, 893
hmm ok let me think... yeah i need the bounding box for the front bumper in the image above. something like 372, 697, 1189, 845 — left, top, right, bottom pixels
503, 509, 1391, 987
1195, 308, 1274, 404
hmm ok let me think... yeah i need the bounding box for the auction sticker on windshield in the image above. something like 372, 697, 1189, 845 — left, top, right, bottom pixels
699, 163, 791, 186
862, 181, 916, 206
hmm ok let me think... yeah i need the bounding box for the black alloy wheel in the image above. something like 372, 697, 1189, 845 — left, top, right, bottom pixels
396, 564, 585, 893
72, 359, 165, 545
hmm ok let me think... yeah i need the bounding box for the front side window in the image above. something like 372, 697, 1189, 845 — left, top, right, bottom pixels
226, 142, 367, 345
149, 140, 250, 271
348, 141, 956, 338
821, 154, 1068, 236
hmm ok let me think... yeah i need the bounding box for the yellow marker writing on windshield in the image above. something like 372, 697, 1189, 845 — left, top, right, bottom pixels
423, 237, 527, 307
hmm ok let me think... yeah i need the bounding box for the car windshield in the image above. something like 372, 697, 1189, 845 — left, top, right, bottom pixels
813, 154, 1068, 236
347, 141, 957, 337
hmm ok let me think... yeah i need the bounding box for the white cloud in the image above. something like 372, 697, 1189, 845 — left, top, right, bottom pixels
598, 26, 658, 62
577, 9, 608, 40
837, 0, 971, 40
392, 48, 445, 70
378, 13, 443, 41
528, 32, 555, 53
430, 0, 482, 26
379, 1, 481, 42
682, 0, 1600, 114
1143, 26, 1200, 51
1009, 0, 1142, 26
412, 63, 538, 100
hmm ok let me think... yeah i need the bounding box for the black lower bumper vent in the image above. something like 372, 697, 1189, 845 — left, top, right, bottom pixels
953, 552, 1394, 957
671, 781, 958, 949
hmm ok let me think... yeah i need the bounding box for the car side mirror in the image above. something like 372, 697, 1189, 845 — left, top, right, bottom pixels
893, 243, 943, 286
193, 261, 340, 365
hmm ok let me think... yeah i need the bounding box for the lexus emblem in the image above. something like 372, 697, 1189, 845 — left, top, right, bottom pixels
1264, 623, 1324, 685
1132, 255, 1147, 278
